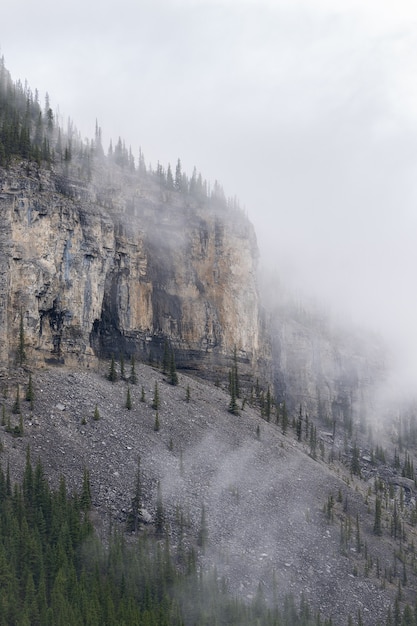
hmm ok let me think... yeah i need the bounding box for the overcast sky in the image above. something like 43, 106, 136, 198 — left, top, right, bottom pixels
2, 0, 417, 386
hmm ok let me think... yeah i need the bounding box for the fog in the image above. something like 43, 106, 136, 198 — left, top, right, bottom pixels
2, 0, 417, 390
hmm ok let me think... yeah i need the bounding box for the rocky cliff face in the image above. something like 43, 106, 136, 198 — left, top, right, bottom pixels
0, 159, 385, 421
0, 161, 263, 378
268, 297, 385, 429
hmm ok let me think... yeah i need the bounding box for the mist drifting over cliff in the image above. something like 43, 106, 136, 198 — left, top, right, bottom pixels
2, 0, 416, 403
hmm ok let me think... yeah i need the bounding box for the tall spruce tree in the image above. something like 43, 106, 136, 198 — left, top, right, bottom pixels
108, 354, 117, 382
125, 386, 132, 410
228, 368, 239, 415
152, 382, 160, 410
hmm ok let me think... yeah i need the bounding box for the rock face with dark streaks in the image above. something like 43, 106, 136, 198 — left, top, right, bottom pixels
0, 162, 264, 380
0, 159, 386, 418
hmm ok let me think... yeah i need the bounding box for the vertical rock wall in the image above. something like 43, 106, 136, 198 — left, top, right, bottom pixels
0, 163, 264, 380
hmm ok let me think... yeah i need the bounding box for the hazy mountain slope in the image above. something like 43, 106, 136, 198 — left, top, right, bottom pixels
2, 363, 408, 625
1, 59, 412, 625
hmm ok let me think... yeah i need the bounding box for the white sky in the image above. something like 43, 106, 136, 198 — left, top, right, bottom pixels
2, 0, 417, 386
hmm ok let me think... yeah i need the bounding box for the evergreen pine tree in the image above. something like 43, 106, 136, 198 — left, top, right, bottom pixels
185, 384, 190, 403
296, 405, 303, 441
108, 355, 117, 382
152, 382, 160, 410
166, 164, 174, 189
93, 404, 100, 421
228, 369, 239, 415
154, 411, 160, 432
175, 158, 182, 191
125, 386, 132, 410
80, 468, 92, 511
140, 385, 145, 402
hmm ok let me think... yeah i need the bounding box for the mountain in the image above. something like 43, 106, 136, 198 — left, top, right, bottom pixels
1, 57, 416, 625
0, 159, 263, 384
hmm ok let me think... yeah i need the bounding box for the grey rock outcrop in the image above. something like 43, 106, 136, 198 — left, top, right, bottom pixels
269, 298, 385, 427
0, 161, 263, 379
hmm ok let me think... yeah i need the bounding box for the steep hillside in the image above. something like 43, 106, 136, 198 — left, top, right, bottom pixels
1, 362, 408, 625
1, 59, 412, 625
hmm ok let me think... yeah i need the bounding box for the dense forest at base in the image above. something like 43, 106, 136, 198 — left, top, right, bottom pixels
0, 447, 415, 625
0, 448, 337, 626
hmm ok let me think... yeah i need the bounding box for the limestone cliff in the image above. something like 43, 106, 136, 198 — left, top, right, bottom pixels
0, 161, 263, 378
0, 158, 385, 423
